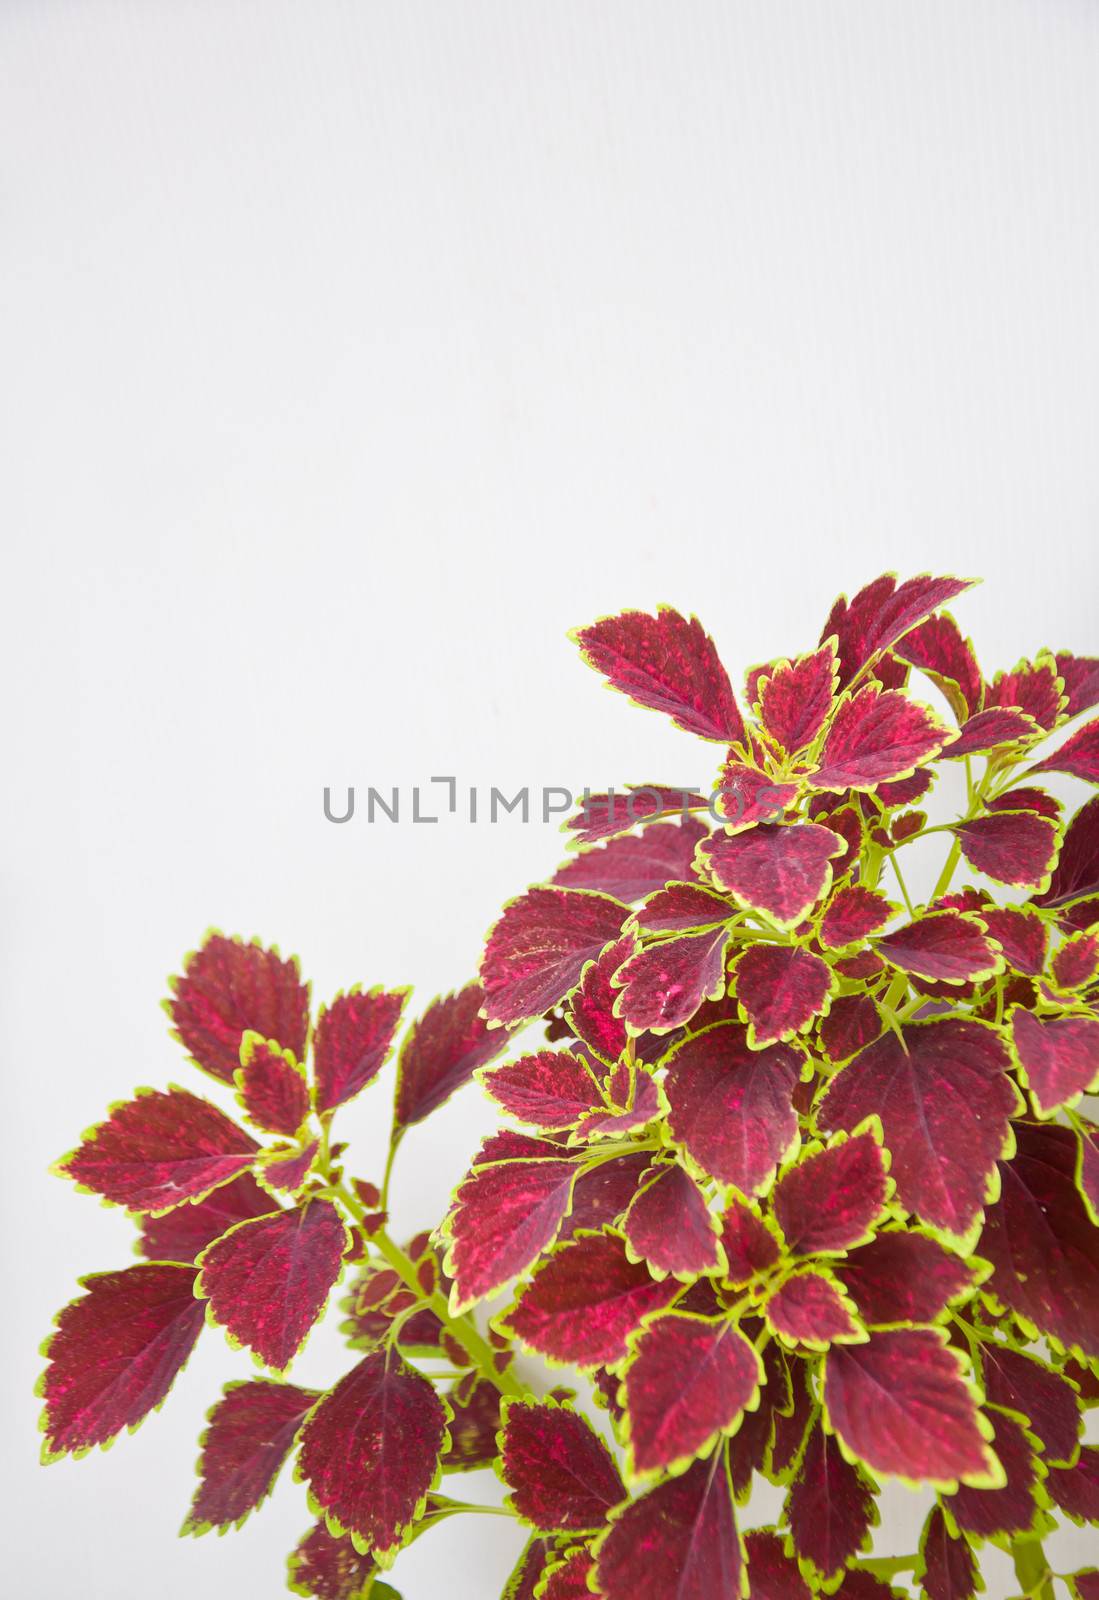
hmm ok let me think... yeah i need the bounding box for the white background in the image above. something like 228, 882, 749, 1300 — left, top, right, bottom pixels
3, 3, 1099, 1596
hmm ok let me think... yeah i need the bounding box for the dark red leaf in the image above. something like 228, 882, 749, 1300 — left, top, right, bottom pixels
980, 1344, 1080, 1465
817, 1019, 1019, 1242
662, 1020, 801, 1193
700, 823, 845, 930
613, 926, 731, 1034
838, 1231, 975, 1326
1047, 1445, 1099, 1523
1057, 653, 1099, 719
824, 1328, 996, 1487
979, 1120, 1099, 1360
954, 811, 1060, 891
895, 613, 982, 722
137, 1171, 278, 1264
734, 944, 835, 1047
772, 1131, 890, 1255
567, 786, 709, 847
624, 1312, 762, 1477
541, 1549, 597, 1598
810, 685, 949, 790
595, 1447, 744, 1600
394, 982, 512, 1129
820, 886, 896, 949
574, 607, 745, 743
819, 995, 883, 1062
919, 1505, 979, 1600
565, 934, 633, 1064
719, 1196, 781, 1285
573, 1071, 660, 1146
979, 906, 1048, 976
987, 786, 1062, 819
1077, 1119, 1099, 1225
823, 573, 975, 688
500, 1228, 678, 1369
987, 656, 1065, 731
196, 1198, 349, 1371
287, 1520, 378, 1600
560, 1150, 652, 1238
875, 912, 1001, 983
313, 988, 409, 1115
58, 1086, 260, 1215
444, 1145, 579, 1312
1032, 716, 1099, 783
1033, 795, 1099, 909
623, 1160, 722, 1279
879, 768, 935, 806
499, 1537, 553, 1600
715, 762, 799, 833
552, 817, 709, 903
1067, 1573, 1099, 1600
40, 1262, 206, 1458
943, 708, 1039, 758
832, 1573, 906, 1600
298, 1348, 447, 1561
743, 1529, 812, 1600
236, 1034, 309, 1136
944, 1409, 1040, 1538
1051, 930, 1099, 990
481, 887, 628, 1027
168, 933, 309, 1087
500, 1398, 624, 1529
765, 1271, 862, 1349
183, 1379, 316, 1534
754, 642, 838, 753
632, 882, 732, 934
257, 1138, 320, 1196
768, 1354, 815, 1479
482, 1050, 602, 1131
1010, 1007, 1099, 1116
786, 1418, 875, 1579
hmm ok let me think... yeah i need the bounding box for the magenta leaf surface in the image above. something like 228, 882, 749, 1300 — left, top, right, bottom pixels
772, 1131, 890, 1255
574, 606, 745, 743
567, 786, 709, 847
566, 934, 633, 1064
719, 1196, 781, 1285
700, 823, 845, 929
1033, 794, 1099, 909
662, 1021, 801, 1193
1031, 716, 1099, 782
943, 707, 1039, 758
954, 811, 1060, 891
444, 1143, 579, 1311
287, 1521, 378, 1600
820, 886, 896, 949
875, 912, 1001, 983
298, 1348, 447, 1562
481, 887, 628, 1026
236, 1034, 309, 1136
613, 927, 730, 1033
633, 882, 732, 934
623, 1161, 722, 1279
395, 981, 512, 1129
623, 1312, 762, 1477
196, 1199, 349, 1372
1011, 1007, 1099, 1116
837, 1231, 975, 1326
500, 1398, 624, 1530
979, 906, 1048, 976
1047, 1446, 1099, 1524
823, 573, 975, 687
817, 1019, 1019, 1242
755, 642, 838, 753
716, 762, 799, 832
987, 657, 1065, 731
786, 1419, 876, 1579
734, 944, 835, 1046
183, 1378, 317, 1534
980, 1343, 1080, 1466
810, 685, 949, 790
919, 1505, 979, 1600
744, 1529, 812, 1600
595, 1448, 744, 1600
944, 1409, 1040, 1538
40, 1263, 206, 1458
168, 934, 309, 1086
137, 1171, 277, 1264
765, 1271, 862, 1348
553, 817, 709, 903
895, 612, 982, 722
482, 1050, 602, 1131
313, 987, 409, 1115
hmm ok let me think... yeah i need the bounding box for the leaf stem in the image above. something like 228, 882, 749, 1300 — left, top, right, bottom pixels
1011, 1536, 1056, 1600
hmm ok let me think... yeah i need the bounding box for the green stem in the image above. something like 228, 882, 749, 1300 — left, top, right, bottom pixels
929, 836, 962, 904
889, 854, 916, 919
380, 1131, 401, 1212
1011, 1537, 1055, 1600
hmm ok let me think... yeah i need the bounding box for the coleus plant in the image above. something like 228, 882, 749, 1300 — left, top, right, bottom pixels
39, 574, 1099, 1600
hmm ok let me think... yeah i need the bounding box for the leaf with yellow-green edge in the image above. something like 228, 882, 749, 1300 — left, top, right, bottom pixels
1076, 1115, 1099, 1225
612, 926, 731, 1034
837, 1229, 980, 1328
1046, 1444, 1099, 1524
819, 885, 898, 950
764, 1269, 866, 1351
39, 1262, 206, 1461
630, 881, 734, 934
552, 816, 709, 902
313, 986, 410, 1115
234, 1032, 309, 1137
732, 944, 836, 1048
874, 912, 1002, 985
917, 1505, 980, 1600
822, 572, 976, 688
479, 1049, 604, 1132
297, 1347, 449, 1566
566, 934, 633, 1064
196, 1198, 351, 1373
941, 707, 1040, 758
166, 931, 310, 1087
753, 641, 839, 754
1009, 1006, 1099, 1117
953, 811, 1062, 892
500, 1535, 554, 1600
942, 1408, 1047, 1541
743, 1528, 813, 1600
286, 1519, 380, 1599
481, 886, 630, 1027
394, 981, 514, 1131
1050, 929, 1099, 991
698, 823, 846, 930
255, 1137, 321, 1198
978, 1343, 1080, 1467
566, 786, 710, 847
978, 905, 1048, 977
718, 1194, 782, 1287
622, 1159, 724, 1280
895, 612, 983, 723
1066, 1573, 1099, 1600
1033, 794, 1099, 910
136, 1171, 278, 1264
182, 1378, 318, 1536
822, 1328, 999, 1490
498, 1396, 625, 1530
986, 653, 1066, 731
55, 1084, 259, 1216
808, 685, 951, 791
784, 1413, 877, 1583
572, 1063, 660, 1144
538, 1548, 597, 1599
1030, 715, 1099, 783
439, 1374, 500, 1471
714, 762, 799, 834
771, 1128, 891, 1257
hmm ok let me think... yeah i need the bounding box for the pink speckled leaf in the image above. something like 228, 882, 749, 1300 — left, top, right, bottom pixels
501, 1228, 678, 1370
1077, 1119, 1099, 1224
40, 1262, 206, 1458
482, 1050, 602, 1131
574, 607, 745, 743
566, 934, 633, 1064
313, 987, 409, 1115
1052, 931, 1099, 990
257, 1139, 320, 1196
988, 786, 1063, 819
819, 995, 883, 1063
820, 886, 896, 949
553, 817, 709, 902
1034, 795, 1099, 909
623, 1161, 722, 1279
562, 1150, 653, 1237
716, 762, 799, 833
875, 912, 1001, 983
954, 811, 1060, 891
837, 1231, 975, 1326
810, 686, 949, 790
700, 823, 845, 930
755, 642, 838, 753
395, 982, 513, 1130
772, 1132, 890, 1256
444, 1144, 580, 1312
236, 1034, 309, 1137
1057, 653, 1099, 719
1031, 716, 1099, 783
786, 1419, 876, 1580
919, 1505, 979, 1600
633, 882, 733, 933
734, 944, 835, 1047
817, 1019, 1019, 1241
57, 1086, 259, 1215
987, 656, 1065, 731
1011, 1007, 1099, 1116
624, 1312, 762, 1478
943, 708, 1039, 758
298, 1348, 447, 1562
481, 887, 629, 1027
662, 1021, 801, 1193
595, 1448, 744, 1600
823, 573, 975, 688
743, 1530, 812, 1600
979, 906, 1048, 976
168, 933, 309, 1087
765, 1271, 862, 1348
824, 1328, 995, 1487
1047, 1446, 1099, 1523
541, 1549, 597, 1599
183, 1378, 317, 1534
500, 1399, 624, 1530
567, 787, 709, 847
979, 1119, 1099, 1359
980, 1344, 1080, 1466
612, 927, 730, 1034
574, 1067, 660, 1144
286, 1521, 378, 1600
895, 613, 982, 722
719, 1196, 781, 1285
944, 1409, 1040, 1538
137, 1171, 278, 1264
196, 1198, 349, 1372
